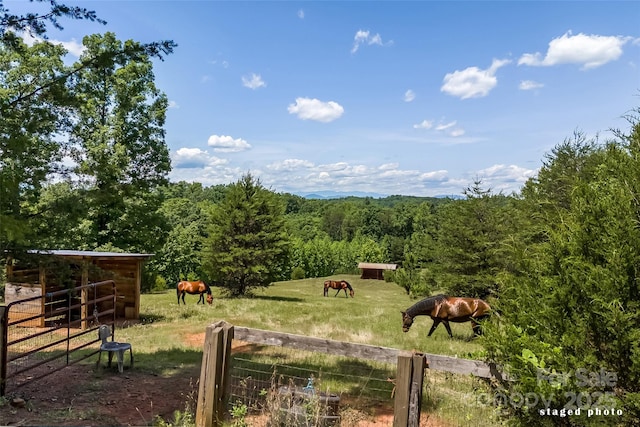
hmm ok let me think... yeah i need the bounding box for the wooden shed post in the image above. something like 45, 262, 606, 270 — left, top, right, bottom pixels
196, 320, 234, 427
5, 256, 13, 281
81, 259, 89, 330
134, 260, 142, 319
38, 263, 46, 327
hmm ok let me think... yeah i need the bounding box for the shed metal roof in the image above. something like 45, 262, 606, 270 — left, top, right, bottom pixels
358, 262, 397, 270
27, 250, 154, 259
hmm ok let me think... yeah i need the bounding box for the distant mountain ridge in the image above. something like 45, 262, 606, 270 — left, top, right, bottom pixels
298, 190, 464, 200
301, 191, 387, 199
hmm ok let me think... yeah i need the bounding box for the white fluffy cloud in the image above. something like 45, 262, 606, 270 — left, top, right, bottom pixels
435, 121, 456, 131
518, 31, 632, 69
404, 89, 416, 102
172, 148, 228, 168
242, 73, 266, 89
519, 80, 544, 91
351, 30, 391, 54
441, 58, 511, 99
413, 120, 433, 130
477, 164, 537, 190
287, 97, 344, 122
170, 150, 535, 197
420, 170, 449, 182
21, 32, 85, 57
207, 135, 251, 152
267, 159, 315, 171
413, 119, 465, 137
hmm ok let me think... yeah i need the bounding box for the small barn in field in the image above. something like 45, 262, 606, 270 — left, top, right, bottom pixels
4, 250, 153, 326
358, 262, 398, 280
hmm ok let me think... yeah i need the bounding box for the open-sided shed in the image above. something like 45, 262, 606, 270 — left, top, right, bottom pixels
358, 262, 398, 280
5, 250, 153, 327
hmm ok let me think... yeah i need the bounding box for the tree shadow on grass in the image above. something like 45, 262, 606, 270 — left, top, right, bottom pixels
245, 295, 304, 303
137, 312, 167, 324
229, 348, 395, 401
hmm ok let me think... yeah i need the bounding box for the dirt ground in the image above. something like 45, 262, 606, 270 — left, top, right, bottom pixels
0, 363, 200, 426
0, 333, 450, 427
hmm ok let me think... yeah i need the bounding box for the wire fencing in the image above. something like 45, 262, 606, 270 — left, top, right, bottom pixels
228, 342, 396, 426
196, 322, 506, 427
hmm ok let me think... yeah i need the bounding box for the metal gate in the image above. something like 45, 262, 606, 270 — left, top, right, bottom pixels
0, 280, 117, 395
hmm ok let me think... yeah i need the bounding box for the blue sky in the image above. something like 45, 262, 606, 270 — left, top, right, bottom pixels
9, 1, 640, 197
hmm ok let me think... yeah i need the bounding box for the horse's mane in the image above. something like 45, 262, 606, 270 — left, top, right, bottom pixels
343, 280, 353, 290
406, 294, 448, 317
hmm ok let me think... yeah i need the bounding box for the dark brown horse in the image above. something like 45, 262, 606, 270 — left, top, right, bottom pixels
177, 280, 213, 305
401, 294, 491, 338
323, 280, 354, 298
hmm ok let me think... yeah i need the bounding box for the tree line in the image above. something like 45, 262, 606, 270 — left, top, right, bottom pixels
1, 2, 638, 424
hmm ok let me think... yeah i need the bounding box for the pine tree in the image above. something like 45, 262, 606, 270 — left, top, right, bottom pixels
435, 180, 509, 298
484, 116, 640, 426
203, 174, 289, 297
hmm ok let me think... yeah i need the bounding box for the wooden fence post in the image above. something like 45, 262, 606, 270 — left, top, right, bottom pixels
393, 351, 426, 427
196, 320, 234, 427
393, 351, 413, 427
211, 320, 233, 417
408, 353, 427, 427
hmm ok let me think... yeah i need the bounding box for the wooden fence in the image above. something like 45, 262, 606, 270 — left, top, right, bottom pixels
195, 320, 506, 427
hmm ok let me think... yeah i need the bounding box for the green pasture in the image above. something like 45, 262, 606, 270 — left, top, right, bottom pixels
1, 275, 502, 426
126, 275, 485, 363
116, 276, 501, 426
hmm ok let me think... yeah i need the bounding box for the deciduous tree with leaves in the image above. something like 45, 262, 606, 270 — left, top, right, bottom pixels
68, 32, 171, 251
1, 1, 175, 256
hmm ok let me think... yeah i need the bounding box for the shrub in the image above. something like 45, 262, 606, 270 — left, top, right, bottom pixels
290, 266, 306, 280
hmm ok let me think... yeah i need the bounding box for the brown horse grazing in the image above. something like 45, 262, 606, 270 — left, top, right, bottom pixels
401, 294, 491, 338
177, 280, 213, 305
323, 280, 354, 298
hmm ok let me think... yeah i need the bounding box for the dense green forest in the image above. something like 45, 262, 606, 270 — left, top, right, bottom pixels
1, 2, 639, 425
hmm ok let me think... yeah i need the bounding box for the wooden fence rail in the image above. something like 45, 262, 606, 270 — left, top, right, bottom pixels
233, 326, 505, 380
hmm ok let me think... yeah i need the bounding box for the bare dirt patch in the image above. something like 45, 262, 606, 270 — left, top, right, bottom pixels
0, 335, 453, 426
0, 363, 200, 426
